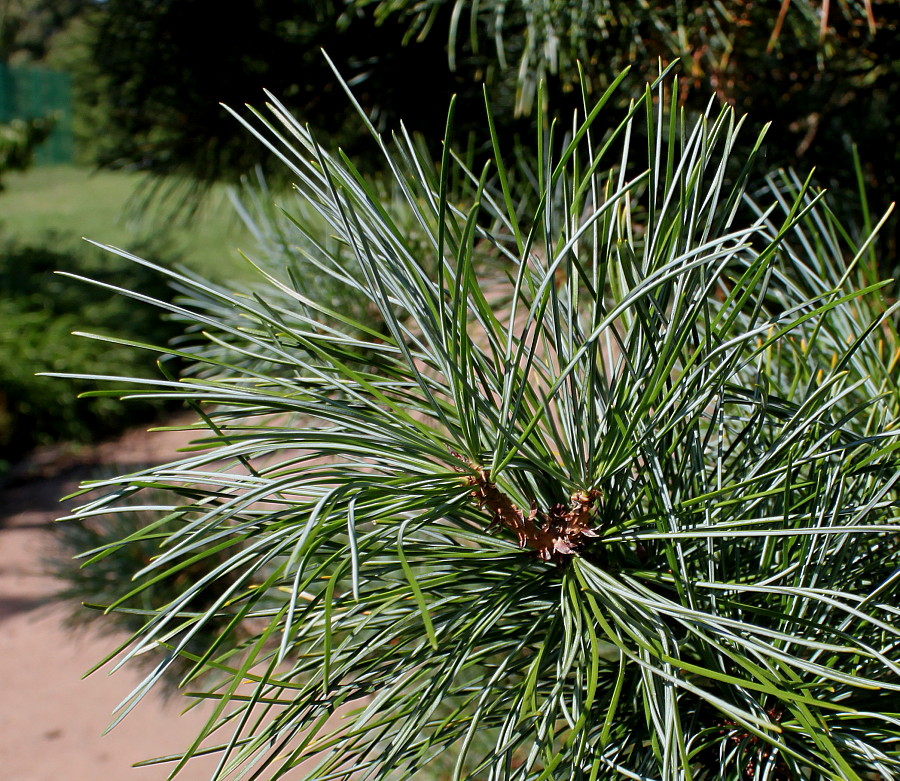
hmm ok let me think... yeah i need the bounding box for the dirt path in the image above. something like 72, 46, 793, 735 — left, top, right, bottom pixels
0, 417, 235, 780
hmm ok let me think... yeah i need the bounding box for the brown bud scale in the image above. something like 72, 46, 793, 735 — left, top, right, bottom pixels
465, 469, 601, 563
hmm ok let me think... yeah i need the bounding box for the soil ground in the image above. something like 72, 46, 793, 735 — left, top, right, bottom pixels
0, 417, 290, 780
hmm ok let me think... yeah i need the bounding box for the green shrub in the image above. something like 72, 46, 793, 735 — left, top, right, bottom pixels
0, 236, 182, 469
0, 117, 54, 189
63, 70, 900, 780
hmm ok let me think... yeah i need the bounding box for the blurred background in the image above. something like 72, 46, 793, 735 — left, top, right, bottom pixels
2, 0, 899, 480
0, 0, 897, 777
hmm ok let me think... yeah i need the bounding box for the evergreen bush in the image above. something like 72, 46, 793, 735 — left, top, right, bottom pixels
0, 235, 181, 471
60, 68, 900, 780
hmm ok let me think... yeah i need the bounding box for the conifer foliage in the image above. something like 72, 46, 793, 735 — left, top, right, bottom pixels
61, 67, 900, 780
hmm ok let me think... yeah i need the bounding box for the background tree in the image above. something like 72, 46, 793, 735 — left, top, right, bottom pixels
357, 0, 900, 276
71, 0, 474, 189
59, 0, 898, 275
0, 115, 51, 187
0, 0, 91, 63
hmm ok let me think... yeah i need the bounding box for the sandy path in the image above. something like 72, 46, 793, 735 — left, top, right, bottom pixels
0, 418, 275, 780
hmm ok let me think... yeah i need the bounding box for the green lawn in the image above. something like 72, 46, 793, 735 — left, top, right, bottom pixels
0, 165, 255, 280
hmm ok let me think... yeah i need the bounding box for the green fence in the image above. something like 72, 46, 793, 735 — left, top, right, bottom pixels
0, 63, 74, 165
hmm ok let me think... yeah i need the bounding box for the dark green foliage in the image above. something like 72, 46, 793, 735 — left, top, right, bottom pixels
73, 0, 471, 188
58, 0, 899, 274
361, 0, 900, 277
0, 116, 53, 188
0, 236, 182, 468
0, 0, 92, 62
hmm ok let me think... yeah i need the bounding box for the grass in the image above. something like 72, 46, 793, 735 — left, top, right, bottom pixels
0, 165, 253, 280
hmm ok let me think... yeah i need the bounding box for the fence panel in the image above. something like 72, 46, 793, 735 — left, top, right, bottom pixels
0, 63, 74, 165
